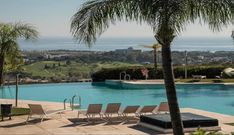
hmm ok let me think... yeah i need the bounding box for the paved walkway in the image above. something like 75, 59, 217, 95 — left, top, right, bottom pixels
0, 99, 234, 135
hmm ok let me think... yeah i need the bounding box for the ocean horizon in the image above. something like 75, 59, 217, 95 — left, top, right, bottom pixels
18, 37, 234, 52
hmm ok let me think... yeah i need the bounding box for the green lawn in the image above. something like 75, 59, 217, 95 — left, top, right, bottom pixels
21, 61, 234, 83
22, 61, 142, 79
11, 107, 30, 116
0, 107, 30, 116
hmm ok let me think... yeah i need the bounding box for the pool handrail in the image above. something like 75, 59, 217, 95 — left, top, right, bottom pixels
63, 98, 67, 110
120, 71, 126, 80
71, 95, 81, 110
124, 74, 131, 80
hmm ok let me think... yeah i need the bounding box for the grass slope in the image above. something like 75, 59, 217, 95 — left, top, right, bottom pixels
23, 61, 142, 79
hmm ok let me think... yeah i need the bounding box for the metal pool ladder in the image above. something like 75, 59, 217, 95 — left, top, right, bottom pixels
63, 95, 81, 110
120, 71, 131, 80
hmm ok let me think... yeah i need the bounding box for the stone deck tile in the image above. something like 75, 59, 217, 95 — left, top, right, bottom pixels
181, 108, 234, 134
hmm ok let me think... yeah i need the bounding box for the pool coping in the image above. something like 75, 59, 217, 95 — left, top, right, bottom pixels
104, 79, 234, 89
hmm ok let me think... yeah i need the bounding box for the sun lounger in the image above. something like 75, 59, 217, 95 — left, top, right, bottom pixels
77, 104, 102, 119
102, 103, 121, 118
118, 105, 140, 121
137, 105, 157, 116
26, 104, 65, 123
157, 102, 169, 113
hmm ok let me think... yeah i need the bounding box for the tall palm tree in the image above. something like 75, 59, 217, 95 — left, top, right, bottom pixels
71, 1, 233, 134
142, 43, 161, 73
0, 22, 39, 86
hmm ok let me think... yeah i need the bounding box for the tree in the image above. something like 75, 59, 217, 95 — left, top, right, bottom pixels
70, 1, 233, 134
66, 60, 71, 65
0, 22, 39, 86
44, 64, 50, 69
142, 44, 161, 73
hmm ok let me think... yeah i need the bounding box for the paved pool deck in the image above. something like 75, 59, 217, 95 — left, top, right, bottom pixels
0, 99, 234, 135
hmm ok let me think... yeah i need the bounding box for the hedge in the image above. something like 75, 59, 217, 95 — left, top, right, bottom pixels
91, 65, 228, 82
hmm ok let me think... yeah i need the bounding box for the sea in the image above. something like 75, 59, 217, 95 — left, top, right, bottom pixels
18, 37, 234, 52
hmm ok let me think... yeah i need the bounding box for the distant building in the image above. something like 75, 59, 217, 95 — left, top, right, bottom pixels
115, 47, 141, 54
44, 54, 69, 60
212, 57, 230, 63
197, 56, 204, 60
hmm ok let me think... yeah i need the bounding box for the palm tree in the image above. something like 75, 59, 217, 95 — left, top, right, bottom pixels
0, 22, 39, 86
71, 1, 233, 134
141, 43, 161, 73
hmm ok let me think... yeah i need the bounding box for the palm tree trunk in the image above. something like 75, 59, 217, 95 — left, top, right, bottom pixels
0, 54, 4, 87
153, 48, 157, 73
161, 44, 184, 135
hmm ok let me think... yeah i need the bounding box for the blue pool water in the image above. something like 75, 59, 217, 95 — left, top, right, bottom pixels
0, 83, 234, 115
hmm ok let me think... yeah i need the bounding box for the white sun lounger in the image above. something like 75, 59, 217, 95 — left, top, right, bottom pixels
77, 104, 103, 120
26, 104, 65, 123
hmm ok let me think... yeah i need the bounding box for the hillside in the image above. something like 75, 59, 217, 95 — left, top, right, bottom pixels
22, 61, 142, 80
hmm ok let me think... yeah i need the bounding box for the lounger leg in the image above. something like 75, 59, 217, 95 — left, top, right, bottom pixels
135, 113, 139, 117
124, 114, 130, 122
26, 114, 31, 123
86, 115, 91, 123
121, 114, 127, 122
77, 111, 80, 118
106, 114, 111, 122
41, 115, 44, 123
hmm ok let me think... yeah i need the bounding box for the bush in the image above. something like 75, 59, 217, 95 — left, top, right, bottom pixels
190, 128, 227, 135
49, 77, 62, 83
91, 65, 227, 82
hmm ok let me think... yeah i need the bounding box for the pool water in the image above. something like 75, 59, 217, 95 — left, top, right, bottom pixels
0, 83, 234, 115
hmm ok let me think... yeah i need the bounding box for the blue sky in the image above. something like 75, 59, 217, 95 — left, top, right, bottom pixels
0, 0, 233, 38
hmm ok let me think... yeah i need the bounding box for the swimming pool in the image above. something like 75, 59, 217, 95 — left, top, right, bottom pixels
0, 83, 234, 115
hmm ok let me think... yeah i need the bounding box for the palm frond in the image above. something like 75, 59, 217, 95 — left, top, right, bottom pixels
186, 0, 233, 31
4, 43, 23, 72
71, 0, 159, 47
13, 22, 39, 40
71, 0, 233, 46
0, 22, 38, 73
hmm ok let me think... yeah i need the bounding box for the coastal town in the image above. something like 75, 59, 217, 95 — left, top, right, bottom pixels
22, 48, 234, 65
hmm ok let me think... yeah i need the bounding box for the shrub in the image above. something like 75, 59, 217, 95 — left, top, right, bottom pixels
190, 128, 227, 135
91, 65, 227, 82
